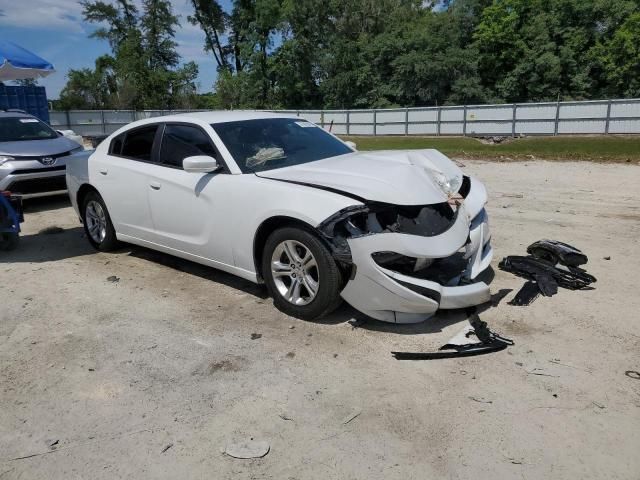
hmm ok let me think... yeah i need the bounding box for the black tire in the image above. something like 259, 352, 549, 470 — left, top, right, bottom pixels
0, 232, 19, 251
81, 190, 119, 251
262, 226, 343, 320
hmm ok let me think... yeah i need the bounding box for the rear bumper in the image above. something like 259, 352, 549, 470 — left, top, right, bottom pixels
340, 205, 492, 323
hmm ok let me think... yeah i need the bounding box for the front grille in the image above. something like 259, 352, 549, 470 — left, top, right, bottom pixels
373, 250, 469, 285
7, 176, 67, 195
9, 150, 73, 162
11, 165, 66, 175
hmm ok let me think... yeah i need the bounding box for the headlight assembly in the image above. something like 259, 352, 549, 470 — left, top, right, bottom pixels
0, 156, 14, 166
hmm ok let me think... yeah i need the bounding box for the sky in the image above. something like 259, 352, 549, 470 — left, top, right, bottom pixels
0, 0, 232, 99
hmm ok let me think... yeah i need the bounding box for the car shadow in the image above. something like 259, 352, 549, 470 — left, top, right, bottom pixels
1, 226, 95, 263
21, 194, 71, 213
128, 247, 269, 299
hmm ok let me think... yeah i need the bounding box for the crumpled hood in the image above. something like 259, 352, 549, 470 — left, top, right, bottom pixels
256, 149, 464, 205
0, 136, 81, 157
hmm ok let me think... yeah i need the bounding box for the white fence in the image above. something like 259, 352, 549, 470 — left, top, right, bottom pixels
50, 98, 640, 137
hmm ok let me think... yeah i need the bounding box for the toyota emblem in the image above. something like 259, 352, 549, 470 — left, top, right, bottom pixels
41, 157, 55, 166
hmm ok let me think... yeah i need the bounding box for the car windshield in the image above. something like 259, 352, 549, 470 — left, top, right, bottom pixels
211, 118, 352, 173
0, 116, 59, 142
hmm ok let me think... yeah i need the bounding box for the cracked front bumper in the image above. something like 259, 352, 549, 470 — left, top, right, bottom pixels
340, 205, 493, 323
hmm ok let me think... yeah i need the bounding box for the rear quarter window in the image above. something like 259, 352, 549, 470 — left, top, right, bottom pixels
120, 125, 158, 161
109, 134, 124, 155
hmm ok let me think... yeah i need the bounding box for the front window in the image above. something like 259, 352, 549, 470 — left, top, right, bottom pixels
0, 117, 59, 142
211, 118, 352, 173
160, 124, 217, 168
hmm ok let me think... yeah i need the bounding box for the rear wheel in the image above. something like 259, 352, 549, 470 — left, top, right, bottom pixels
262, 227, 343, 320
82, 191, 119, 251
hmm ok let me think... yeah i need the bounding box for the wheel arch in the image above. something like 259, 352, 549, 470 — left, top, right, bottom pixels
253, 215, 320, 282
76, 184, 101, 217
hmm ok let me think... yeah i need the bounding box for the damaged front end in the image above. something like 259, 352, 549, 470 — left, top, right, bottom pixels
317, 175, 493, 323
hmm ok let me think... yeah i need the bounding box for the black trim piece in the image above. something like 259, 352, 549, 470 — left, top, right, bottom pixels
393, 277, 441, 303
11, 166, 66, 175
459, 175, 471, 198
256, 175, 367, 203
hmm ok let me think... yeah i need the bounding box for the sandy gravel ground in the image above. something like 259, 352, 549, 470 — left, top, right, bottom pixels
1, 160, 639, 480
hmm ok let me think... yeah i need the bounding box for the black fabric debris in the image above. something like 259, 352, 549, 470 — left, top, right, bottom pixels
527, 239, 588, 267
392, 308, 513, 360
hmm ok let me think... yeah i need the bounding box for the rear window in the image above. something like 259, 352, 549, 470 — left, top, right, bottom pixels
0, 117, 58, 142
120, 126, 158, 161
110, 133, 124, 155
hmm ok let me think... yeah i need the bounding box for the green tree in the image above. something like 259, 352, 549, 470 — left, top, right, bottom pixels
60, 0, 198, 109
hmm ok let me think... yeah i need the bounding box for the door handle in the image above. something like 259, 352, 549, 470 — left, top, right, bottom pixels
150, 182, 161, 190
99, 169, 108, 175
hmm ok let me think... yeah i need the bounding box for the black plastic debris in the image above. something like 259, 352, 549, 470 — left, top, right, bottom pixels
509, 281, 540, 306
500, 240, 596, 306
526, 239, 588, 267
392, 308, 513, 360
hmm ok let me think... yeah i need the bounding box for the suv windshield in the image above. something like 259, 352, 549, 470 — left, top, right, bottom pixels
211, 118, 352, 173
0, 116, 59, 142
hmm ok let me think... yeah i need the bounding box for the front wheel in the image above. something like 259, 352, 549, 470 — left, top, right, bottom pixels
262, 227, 343, 320
81, 191, 119, 251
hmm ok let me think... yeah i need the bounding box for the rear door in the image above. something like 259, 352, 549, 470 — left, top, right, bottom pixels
90, 124, 160, 240
144, 123, 234, 265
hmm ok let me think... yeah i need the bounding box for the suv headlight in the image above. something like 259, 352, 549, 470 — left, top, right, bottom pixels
0, 156, 14, 166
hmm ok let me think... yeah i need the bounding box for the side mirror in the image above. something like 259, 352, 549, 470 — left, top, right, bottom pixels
345, 141, 357, 150
183, 155, 221, 173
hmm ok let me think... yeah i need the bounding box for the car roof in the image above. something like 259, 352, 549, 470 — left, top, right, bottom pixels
121, 110, 299, 130
0, 110, 35, 118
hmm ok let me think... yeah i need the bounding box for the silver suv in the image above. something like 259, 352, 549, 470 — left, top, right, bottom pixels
0, 111, 84, 197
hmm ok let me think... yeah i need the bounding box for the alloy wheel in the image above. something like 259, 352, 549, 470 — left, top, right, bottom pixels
85, 200, 107, 244
271, 240, 319, 306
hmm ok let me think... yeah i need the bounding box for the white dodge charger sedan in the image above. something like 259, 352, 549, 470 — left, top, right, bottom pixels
66, 111, 492, 323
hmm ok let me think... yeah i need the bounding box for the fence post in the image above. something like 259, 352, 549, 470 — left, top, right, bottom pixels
321, 110, 324, 128
373, 109, 377, 136
346, 110, 350, 135
605, 99, 612, 134
463, 105, 467, 137
101, 110, 106, 134
512, 103, 517, 137
65, 110, 71, 130
436, 107, 441, 136
405, 108, 409, 136
554, 100, 561, 136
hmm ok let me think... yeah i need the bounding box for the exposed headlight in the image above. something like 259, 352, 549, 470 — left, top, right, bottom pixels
0, 156, 14, 166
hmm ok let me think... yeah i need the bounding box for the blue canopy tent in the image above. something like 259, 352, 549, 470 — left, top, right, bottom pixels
0, 41, 55, 81
0, 41, 54, 121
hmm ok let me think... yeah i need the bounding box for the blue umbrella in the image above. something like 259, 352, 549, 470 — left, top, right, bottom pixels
0, 40, 55, 81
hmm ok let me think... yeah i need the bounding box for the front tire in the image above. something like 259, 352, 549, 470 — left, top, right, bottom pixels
262, 227, 343, 320
81, 191, 119, 251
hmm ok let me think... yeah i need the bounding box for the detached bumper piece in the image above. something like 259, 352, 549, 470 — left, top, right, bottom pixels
392, 309, 513, 360
500, 240, 596, 306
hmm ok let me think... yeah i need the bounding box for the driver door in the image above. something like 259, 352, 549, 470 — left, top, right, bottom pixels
145, 123, 234, 266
